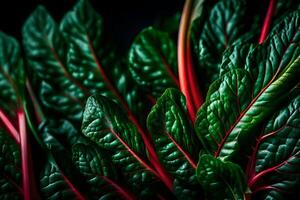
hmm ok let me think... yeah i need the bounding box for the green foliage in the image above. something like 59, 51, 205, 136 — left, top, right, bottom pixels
0, 0, 300, 199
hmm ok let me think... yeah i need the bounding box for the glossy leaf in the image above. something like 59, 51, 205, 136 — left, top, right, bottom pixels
147, 88, 201, 198
195, 11, 300, 161
59, 0, 148, 122
23, 6, 86, 122
197, 0, 256, 89
72, 143, 133, 199
247, 95, 300, 199
81, 95, 164, 198
196, 154, 248, 200
129, 27, 179, 98
219, 41, 255, 76
0, 130, 22, 200
0, 32, 24, 117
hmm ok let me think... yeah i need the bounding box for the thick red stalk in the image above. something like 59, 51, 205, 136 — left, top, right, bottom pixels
0, 109, 20, 144
259, 0, 276, 44
18, 111, 30, 200
178, 0, 204, 122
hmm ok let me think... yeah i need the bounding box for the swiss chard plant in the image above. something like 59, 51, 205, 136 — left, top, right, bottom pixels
0, 0, 300, 199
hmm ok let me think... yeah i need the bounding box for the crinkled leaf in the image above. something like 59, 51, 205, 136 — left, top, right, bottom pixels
147, 88, 201, 198
197, 0, 257, 90
247, 95, 300, 200
0, 130, 22, 200
0, 32, 24, 117
72, 143, 132, 199
195, 11, 300, 162
59, 0, 147, 122
81, 95, 161, 198
219, 41, 255, 76
196, 154, 248, 200
22, 6, 86, 122
129, 27, 179, 98
39, 157, 85, 200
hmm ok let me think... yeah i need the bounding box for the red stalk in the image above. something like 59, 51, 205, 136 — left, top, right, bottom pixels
61, 173, 86, 200
18, 111, 30, 200
165, 131, 197, 169
178, 0, 204, 122
0, 109, 20, 144
87, 36, 173, 190
259, 0, 276, 44
101, 176, 136, 200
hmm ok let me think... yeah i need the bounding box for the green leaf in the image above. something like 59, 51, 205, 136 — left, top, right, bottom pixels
147, 88, 202, 198
72, 143, 133, 199
22, 6, 86, 122
39, 156, 85, 200
0, 32, 24, 117
219, 41, 255, 76
196, 154, 248, 200
81, 95, 163, 198
0, 130, 22, 200
129, 27, 179, 98
195, 11, 300, 161
247, 95, 300, 200
60, 0, 116, 98
197, 0, 257, 90
58, 0, 147, 123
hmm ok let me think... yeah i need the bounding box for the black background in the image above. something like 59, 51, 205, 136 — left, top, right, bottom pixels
0, 0, 183, 49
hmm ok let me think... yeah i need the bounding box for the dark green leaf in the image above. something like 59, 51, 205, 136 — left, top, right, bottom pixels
39, 156, 85, 200
0, 32, 24, 117
22, 6, 86, 122
196, 154, 248, 200
0, 130, 22, 200
147, 88, 201, 198
81, 95, 161, 198
195, 11, 300, 162
219, 41, 255, 76
129, 27, 179, 98
197, 0, 257, 90
72, 143, 133, 199
247, 95, 300, 200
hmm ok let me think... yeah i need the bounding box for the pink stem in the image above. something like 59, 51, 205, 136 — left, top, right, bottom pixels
178, 0, 204, 122
259, 0, 276, 44
18, 111, 30, 200
0, 109, 20, 144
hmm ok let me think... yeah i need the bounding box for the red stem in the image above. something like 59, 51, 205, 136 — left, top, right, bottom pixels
25, 80, 44, 123
18, 111, 30, 200
61, 173, 86, 200
101, 176, 136, 200
0, 109, 20, 144
178, 0, 204, 122
87, 36, 173, 190
259, 0, 276, 44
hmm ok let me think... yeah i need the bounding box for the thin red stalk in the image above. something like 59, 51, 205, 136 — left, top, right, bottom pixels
25, 80, 44, 123
110, 128, 172, 190
61, 173, 86, 200
259, 0, 276, 44
0, 109, 20, 144
248, 157, 289, 188
178, 0, 204, 122
101, 176, 136, 200
165, 131, 197, 169
87, 36, 173, 190
18, 111, 30, 200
